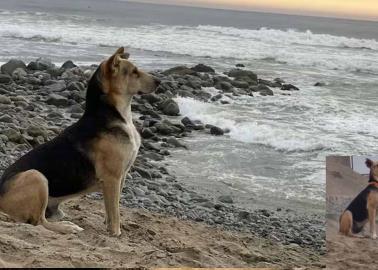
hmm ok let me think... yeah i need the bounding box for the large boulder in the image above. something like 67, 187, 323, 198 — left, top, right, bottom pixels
28, 57, 55, 71
163, 66, 197, 76
226, 68, 258, 82
1, 59, 26, 75
0, 74, 11, 84
61, 60, 77, 69
160, 99, 180, 116
191, 64, 215, 73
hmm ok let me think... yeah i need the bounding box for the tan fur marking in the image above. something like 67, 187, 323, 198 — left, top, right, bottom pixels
0, 170, 83, 234
339, 210, 353, 236
367, 191, 378, 239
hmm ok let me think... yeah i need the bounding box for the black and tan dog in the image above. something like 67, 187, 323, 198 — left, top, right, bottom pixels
339, 158, 378, 239
0, 47, 160, 236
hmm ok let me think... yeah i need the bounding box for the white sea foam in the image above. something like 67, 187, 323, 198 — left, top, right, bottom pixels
0, 10, 378, 74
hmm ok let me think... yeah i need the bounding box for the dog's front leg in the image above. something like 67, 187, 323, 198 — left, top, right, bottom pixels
368, 204, 377, 239
102, 178, 121, 236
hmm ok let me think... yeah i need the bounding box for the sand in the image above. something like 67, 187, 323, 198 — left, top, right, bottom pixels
0, 197, 321, 268
0, 198, 320, 268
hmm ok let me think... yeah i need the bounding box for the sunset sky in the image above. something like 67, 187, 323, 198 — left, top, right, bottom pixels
132, 0, 378, 21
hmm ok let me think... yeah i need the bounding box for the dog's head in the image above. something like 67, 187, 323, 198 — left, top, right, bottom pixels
100, 47, 160, 96
366, 158, 378, 182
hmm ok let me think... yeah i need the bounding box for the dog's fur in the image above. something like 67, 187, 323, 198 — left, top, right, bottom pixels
339, 158, 378, 239
0, 47, 160, 236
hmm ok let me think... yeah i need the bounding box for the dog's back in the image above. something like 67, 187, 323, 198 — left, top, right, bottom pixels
0, 120, 97, 198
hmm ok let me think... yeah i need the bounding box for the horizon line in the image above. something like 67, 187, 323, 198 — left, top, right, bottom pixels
124, 0, 378, 23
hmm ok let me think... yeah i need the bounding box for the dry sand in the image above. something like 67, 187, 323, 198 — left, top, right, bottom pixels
326, 156, 377, 270
0, 197, 321, 268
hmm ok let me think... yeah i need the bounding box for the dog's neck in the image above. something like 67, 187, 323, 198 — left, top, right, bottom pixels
112, 93, 133, 125
84, 68, 132, 125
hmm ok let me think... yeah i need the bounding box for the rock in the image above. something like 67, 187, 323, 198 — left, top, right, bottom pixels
133, 166, 152, 179
218, 195, 233, 204
12, 68, 27, 80
46, 94, 69, 107
1, 59, 26, 75
61, 60, 77, 69
235, 63, 245, 67
281, 84, 299, 91
191, 64, 215, 73
210, 94, 223, 102
2, 128, 23, 143
314, 82, 326, 87
210, 126, 224, 136
0, 114, 13, 123
68, 104, 84, 114
181, 116, 195, 127
231, 80, 249, 89
163, 66, 197, 76
0, 74, 11, 84
27, 57, 55, 71
141, 93, 162, 104
226, 69, 258, 82
27, 125, 47, 138
252, 84, 273, 96
67, 81, 84, 92
161, 99, 180, 116
215, 81, 233, 92
166, 137, 187, 149
141, 128, 155, 139
0, 95, 11, 104
45, 81, 66, 92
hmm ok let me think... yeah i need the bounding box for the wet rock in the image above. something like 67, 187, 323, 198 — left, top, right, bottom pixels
141, 93, 162, 104
281, 84, 299, 91
1, 59, 26, 75
141, 128, 155, 139
0, 74, 11, 84
218, 195, 233, 204
210, 126, 224, 136
61, 60, 77, 69
163, 66, 197, 76
161, 99, 180, 116
226, 68, 258, 82
28, 57, 55, 71
314, 82, 326, 87
67, 81, 85, 92
46, 94, 69, 107
191, 64, 215, 73
166, 137, 187, 149
215, 81, 233, 92
235, 63, 245, 67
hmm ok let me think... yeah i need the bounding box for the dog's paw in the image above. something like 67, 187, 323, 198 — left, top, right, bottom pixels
60, 221, 84, 234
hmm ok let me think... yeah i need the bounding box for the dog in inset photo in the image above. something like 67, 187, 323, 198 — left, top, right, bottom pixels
0, 47, 160, 236
339, 158, 378, 238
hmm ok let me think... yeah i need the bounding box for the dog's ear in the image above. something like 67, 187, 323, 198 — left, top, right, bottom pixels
366, 158, 373, 168
106, 47, 125, 74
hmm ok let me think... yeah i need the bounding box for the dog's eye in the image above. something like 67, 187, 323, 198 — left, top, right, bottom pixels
133, 68, 139, 77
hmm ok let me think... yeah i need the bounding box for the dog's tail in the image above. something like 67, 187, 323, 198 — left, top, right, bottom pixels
339, 210, 353, 236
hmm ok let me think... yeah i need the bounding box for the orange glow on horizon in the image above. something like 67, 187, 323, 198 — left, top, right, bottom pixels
136, 0, 378, 21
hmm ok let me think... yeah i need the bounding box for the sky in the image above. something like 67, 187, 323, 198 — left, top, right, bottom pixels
131, 0, 378, 21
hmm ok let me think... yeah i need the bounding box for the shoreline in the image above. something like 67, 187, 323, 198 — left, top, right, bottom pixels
0, 57, 325, 262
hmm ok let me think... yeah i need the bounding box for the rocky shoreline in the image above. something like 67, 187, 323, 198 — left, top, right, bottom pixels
0, 57, 325, 255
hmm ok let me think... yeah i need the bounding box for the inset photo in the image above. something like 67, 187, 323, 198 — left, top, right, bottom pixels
326, 155, 378, 269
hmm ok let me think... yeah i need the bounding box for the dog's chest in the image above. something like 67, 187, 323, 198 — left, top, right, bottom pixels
91, 122, 141, 180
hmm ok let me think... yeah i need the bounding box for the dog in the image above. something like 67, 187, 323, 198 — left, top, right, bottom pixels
339, 158, 378, 239
0, 47, 160, 236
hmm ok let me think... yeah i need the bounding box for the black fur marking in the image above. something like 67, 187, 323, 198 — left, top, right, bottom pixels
0, 67, 130, 198
346, 185, 378, 223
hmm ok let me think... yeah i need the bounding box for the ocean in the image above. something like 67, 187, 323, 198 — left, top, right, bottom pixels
1, 0, 378, 212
